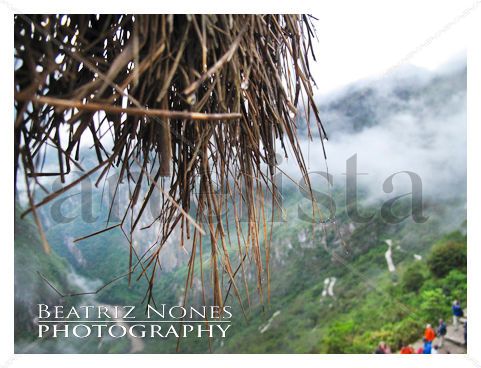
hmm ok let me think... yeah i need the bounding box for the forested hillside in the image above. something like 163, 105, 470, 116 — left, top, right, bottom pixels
14, 61, 467, 353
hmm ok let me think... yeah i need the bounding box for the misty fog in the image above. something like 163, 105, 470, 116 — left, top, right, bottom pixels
279, 56, 467, 205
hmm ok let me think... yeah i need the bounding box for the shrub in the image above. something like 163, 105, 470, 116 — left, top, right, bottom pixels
401, 265, 425, 292
391, 318, 424, 349
427, 240, 466, 278
419, 288, 450, 324
441, 269, 467, 305
351, 329, 393, 353
322, 319, 355, 353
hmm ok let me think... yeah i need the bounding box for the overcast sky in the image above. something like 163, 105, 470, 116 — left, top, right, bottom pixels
310, 0, 470, 95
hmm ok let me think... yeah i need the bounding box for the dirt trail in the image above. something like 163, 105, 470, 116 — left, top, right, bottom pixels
69, 271, 145, 353
104, 305, 145, 353
384, 239, 396, 273
321, 277, 337, 298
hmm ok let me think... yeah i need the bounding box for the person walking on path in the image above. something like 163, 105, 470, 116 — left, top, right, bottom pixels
375, 342, 385, 354
437, 319, 447, 347
424, 324, 436, 343
400, 345, 415, 354
374, 341, 391, 354
381, 342, 391, 353
422, 339, 432, 354
452, 300, 463, 331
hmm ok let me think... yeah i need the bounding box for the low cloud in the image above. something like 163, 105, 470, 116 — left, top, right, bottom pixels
280, 56, 466, 203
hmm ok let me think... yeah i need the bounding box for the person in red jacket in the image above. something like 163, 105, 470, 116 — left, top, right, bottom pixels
424, 324, 436, 342
400, 345, 415, 354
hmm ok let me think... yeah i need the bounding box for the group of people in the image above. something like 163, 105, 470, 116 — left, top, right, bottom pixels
375, 300, 466, 354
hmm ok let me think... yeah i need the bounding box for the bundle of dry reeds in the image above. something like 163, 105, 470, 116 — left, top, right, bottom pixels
14, 14, 326, 309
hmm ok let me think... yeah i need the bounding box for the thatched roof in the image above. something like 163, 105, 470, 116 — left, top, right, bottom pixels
14, 14, 326, 308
